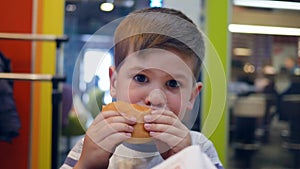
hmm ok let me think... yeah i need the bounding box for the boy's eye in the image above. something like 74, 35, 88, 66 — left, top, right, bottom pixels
133, 74, 148, 83
166, 80, 180, 88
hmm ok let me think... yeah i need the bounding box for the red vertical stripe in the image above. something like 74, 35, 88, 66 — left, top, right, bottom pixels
0, 1, 33, 169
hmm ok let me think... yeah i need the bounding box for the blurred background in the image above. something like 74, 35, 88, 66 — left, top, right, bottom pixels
1, 0, 300, 169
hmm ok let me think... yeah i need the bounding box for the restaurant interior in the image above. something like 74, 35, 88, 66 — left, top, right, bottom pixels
0, 0, 300, 169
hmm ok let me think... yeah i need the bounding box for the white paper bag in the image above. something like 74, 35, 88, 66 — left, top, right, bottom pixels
151, 145, 217, 169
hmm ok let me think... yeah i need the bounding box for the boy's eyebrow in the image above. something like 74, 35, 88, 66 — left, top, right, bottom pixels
128, 66, 193, 81
171, 73, 196, 84
126, 66, 145, 73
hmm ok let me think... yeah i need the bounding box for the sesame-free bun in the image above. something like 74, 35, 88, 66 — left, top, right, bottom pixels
102, 101, 152, 144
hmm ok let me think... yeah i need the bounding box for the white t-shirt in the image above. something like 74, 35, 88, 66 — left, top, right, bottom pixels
60, 131, 223, 169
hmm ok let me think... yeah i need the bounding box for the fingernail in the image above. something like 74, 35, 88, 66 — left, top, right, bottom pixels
125, 133, 131, 137
129, 116, 136, 122
149, 131, 156, 136
121, 113, 136, 122
144, 123, 151, 129
128, 126, 134, 131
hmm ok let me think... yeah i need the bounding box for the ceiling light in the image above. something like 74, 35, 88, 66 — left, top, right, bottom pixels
150, 0, 163, 7
100, 2, 114, 12
233, 48, 252, 56
66, 4, 77, 12
233, 0, 300, 11
243, 63, 255, 73
228, 24, 300, 36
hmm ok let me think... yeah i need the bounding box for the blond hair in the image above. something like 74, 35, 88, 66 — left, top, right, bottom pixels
114, 7, 204, 79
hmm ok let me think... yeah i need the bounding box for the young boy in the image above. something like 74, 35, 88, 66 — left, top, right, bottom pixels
61, 7, 224, 169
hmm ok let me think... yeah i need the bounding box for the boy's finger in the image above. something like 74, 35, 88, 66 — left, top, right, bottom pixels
93, 110, 120, 123
144, 123, 188, 138
106, 115, 136, 124
94, 110, 136, 124
144, 114, 176, 125
86, 123, 133, 145
95, 132, 132, 152
151, 109, 177, 118
151, 132, 182, 148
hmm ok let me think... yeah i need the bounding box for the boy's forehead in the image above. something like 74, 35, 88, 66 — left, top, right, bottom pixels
120, 48, 195, 78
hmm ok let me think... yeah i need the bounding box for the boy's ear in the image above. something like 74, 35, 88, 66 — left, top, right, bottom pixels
187, 82, 202, 110
109, 66, 115, 78
109, 66, 117, 98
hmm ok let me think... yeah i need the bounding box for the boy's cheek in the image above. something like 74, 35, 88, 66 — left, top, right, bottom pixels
166, 96, 183, 115
128, 86, 148, 102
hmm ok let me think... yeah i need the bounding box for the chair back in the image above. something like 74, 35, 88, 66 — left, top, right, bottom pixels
233, 94, 266, 118
282, 94, 300, 142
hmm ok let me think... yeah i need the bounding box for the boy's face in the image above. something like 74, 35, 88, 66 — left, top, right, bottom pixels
109, 48, 202, 118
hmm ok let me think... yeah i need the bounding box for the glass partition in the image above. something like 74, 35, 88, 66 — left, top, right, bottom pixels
228, 3, 300, 169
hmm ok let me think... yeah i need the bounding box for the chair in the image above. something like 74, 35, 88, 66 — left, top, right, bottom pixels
232, 94, 266, 168
261, 94, 277, 143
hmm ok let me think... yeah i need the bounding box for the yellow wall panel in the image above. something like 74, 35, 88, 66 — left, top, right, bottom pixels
31, 0, 65, 169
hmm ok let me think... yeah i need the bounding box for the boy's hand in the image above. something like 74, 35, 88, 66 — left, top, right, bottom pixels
75, 110, 136, 169
143, 110, 191, 159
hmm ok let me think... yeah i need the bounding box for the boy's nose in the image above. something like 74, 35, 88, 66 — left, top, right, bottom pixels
145, 89, 167, 109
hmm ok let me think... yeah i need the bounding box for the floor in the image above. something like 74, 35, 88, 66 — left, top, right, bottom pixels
227, 116, 297, 169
